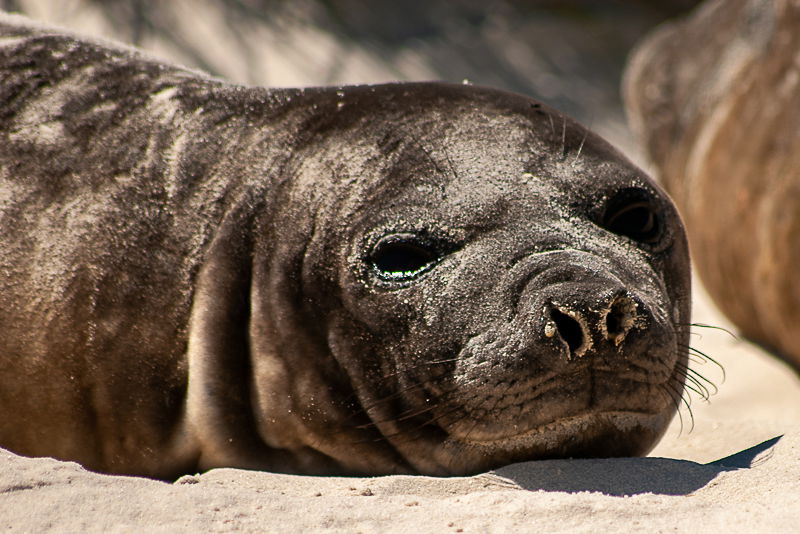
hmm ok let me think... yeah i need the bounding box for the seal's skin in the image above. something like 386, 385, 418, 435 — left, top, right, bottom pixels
0, 13, 691, 479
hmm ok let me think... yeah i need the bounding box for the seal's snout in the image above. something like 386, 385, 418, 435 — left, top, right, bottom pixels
544, 290, 641, 359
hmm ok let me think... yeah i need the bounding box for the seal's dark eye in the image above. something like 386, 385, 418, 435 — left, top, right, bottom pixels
369, 234, 441, 281
602, 189, 663, 245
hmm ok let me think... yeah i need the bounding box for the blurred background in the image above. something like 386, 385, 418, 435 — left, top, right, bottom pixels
0, 0, 699, 159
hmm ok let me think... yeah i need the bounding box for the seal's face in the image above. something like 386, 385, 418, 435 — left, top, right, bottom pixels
259, 85, 690, 476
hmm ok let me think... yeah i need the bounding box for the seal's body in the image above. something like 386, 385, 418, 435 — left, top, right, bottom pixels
0, 13, 691, 479
625, 0, 800, 372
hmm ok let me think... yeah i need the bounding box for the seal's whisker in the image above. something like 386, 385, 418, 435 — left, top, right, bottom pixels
371, 405, 467, 445
381, 379, 491, 441
442, 147, 459, 181
679, 344, 726, 381
340, 357, 454, 406
349, 384, 429, 423
672, 322, 736, 343
688, 323, 737, 338
663, 379, 695, 433
343, 398, 441, 438
343, 364, 457, 426
570, 130, 588, 167
673, 360, 715, 401
672, 371, 694, 407
685, 365, 719, 396
681, 378, 710, 402
357, 399, 444, 430
673, 323, 705, 339
686, 375, 712, 401
663, 383, 685, 432
410, 408, 466, 437
415, 141, 446, 176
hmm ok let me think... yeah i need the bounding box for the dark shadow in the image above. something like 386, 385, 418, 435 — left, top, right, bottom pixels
707, 435, 782, 469
491, 435, 783, 496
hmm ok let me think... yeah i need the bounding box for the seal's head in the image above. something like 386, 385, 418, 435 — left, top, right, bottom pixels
194, 83, 690, 476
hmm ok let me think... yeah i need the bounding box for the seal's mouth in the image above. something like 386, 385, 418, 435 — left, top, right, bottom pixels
428, 363, 677, 442
414, 410, 672, 475
447, 409, 667, 448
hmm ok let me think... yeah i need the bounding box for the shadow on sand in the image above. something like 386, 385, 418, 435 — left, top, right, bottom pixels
491, 435, 782, 496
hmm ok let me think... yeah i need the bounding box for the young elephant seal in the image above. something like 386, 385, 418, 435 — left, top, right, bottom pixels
0, 13, 691, 479
625, 0, 800, 372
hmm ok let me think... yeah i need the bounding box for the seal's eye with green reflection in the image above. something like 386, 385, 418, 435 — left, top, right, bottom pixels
369, 234, 442, 281
601, 188, 663, 246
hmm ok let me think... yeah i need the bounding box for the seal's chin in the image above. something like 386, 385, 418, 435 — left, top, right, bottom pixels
426, 410, 672, 475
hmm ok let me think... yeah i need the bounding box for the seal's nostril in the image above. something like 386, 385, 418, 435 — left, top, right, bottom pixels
550, 308, 585, 356
606, 312, 621, 336
603, 296, 637, 345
